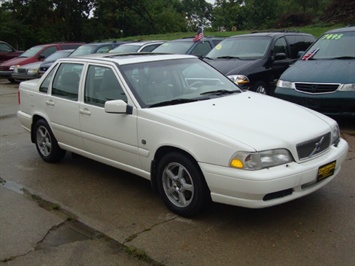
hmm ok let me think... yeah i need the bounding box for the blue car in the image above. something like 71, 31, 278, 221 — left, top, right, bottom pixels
275, 26, 355, 117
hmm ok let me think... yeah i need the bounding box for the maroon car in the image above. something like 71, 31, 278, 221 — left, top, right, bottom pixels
0, 41, 24, 64
0, 42, 83, 83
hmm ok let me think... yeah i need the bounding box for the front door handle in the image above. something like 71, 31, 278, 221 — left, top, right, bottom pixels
80, 108, 91, 115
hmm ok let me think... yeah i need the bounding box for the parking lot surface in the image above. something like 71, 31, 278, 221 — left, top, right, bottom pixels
1, 79, 354, 265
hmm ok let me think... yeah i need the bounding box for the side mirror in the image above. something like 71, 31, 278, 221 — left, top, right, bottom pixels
274, 53, 287, 60
38, 54, 45, 61
104, 100, 133, 115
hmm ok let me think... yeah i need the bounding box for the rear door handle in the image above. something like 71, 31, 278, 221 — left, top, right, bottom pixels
45, 100, 55, 106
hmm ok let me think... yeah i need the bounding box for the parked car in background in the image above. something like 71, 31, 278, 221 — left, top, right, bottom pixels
109, 41, 165, 53
204, 32, 316, 95
0, 41, 24, 64
17, 53, 348, 217
152, 37, 224, 57
69, 41, 127, 57
11, 49, 74, 82
0, 42, 83, 83
275, 26, 355, 117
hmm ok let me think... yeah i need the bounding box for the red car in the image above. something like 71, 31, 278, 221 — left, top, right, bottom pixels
0, 41, 24, 64
0, 42, 83, 83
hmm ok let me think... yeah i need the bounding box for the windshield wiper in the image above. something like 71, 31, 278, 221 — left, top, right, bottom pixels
331, 56, 355, 59
149, 97, 208, 108
216, 56, 241, 59
200, 89, 240, 96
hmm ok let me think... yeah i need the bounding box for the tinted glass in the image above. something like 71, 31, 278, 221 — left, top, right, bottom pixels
207, 37, 271, 59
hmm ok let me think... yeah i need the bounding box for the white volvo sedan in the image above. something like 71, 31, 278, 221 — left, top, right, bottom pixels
17, 54, 348, 217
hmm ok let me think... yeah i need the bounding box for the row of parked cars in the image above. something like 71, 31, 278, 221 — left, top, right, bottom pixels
2, 25, 354, 118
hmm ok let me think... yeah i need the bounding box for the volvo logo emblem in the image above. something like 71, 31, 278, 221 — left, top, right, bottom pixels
309, 136, 324, 157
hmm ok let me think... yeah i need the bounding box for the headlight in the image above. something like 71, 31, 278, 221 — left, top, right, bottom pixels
227, 75, 250, 85
27, 69, 38, 75
338, 83, 355, 91
331, 124, 340, 147
276, 79, 295, 89
10, 65, 20, 71
230, 149, 293, 170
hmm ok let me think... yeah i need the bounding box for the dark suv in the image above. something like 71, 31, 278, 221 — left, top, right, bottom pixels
204, 32, 316, 95
0, 42, 83, 82
152, 37, 224, 57
0, 41, 24, 64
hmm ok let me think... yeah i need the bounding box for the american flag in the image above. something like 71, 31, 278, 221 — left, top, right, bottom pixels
193, 27, 204, 42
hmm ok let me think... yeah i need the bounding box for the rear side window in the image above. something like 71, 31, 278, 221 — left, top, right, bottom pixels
52, 63, 83, 100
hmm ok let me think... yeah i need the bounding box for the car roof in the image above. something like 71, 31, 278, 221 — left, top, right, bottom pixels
119, 41, 165, 46
231, 31, 314, 38
169, 37, 224, 42
57, 53, 196, 65
83, 41, 127, 47
325, 25, 355, 33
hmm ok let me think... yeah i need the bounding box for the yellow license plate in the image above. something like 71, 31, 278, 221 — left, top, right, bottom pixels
317, 161, 336, 181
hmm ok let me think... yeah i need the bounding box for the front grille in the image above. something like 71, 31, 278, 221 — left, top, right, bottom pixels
295, 83, 339, 94
18, 69, 27, 74
297, 132, 331, 160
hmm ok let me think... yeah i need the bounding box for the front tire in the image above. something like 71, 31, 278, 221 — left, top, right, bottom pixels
157, 152, 210, 217
252, 81, 269, 95
34, 119, 66, 163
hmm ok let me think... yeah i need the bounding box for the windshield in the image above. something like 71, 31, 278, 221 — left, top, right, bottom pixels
44, 51, 72, 62
302, 31, 355, 60
152, 41, 192, 54
110, 45, 139, 53
19, 46, 43, 58
70, 45, 96, 56
207, 37, 271, 59
120, 58, 242, 108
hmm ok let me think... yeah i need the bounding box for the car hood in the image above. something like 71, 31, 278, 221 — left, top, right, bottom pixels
281, 59, 355, 83
0, 56, 37, 67
153, 92, 333, 151
204, 58, 260, 75
19, 62, 42, 70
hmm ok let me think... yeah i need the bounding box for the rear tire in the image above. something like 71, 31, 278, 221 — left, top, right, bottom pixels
157, 152, 210, 217
34, 119, 66, 163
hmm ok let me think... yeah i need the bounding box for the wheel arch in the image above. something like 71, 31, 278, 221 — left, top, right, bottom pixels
150, 146, 209, 193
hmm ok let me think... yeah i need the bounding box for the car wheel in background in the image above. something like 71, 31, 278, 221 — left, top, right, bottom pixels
157, 152, 210, 217
34, 119, 66, 163
252, 81, 269, 95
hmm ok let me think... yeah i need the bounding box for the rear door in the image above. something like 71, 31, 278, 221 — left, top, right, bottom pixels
45, 62, 85, 150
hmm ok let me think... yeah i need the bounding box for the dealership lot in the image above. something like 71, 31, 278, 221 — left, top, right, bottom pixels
1, 79, 354, 265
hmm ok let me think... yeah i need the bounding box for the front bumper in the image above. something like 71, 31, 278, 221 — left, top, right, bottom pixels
0, 70, 13, 78
200, 138, 348, 208
12, 72, 40, 81
275, 87, 355, 117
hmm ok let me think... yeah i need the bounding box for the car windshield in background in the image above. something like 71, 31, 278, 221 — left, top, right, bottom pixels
207, 37, 271, 59
303, 31, 355, 60
120, 58, 241, 108
19, 46, 43, 58
153, 41, 193, 54
44, 50, 72, 62
110, 45, 140, 53
70, 45, 96, 56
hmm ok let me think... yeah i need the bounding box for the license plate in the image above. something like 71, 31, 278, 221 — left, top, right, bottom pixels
317, 161, 336, 181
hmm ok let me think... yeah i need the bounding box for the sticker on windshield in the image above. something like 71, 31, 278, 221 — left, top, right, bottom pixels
322, 34, 343, 40
215, 44, 222, 50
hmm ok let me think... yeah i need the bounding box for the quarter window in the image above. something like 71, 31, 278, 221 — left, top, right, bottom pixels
273, 37, 288, 57
39, 65, 57, 93
52, 63, 83, 100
